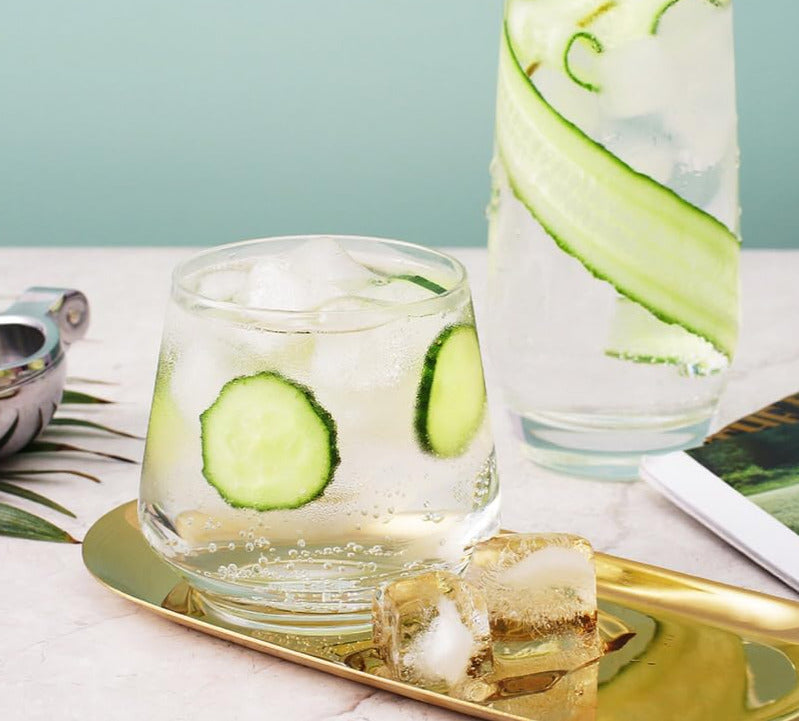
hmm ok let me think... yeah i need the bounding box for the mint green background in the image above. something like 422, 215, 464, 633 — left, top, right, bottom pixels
0, 0, 795, 248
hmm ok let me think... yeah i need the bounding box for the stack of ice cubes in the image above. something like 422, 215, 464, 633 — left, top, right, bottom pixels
372, 533, 602, 713
193, 237, 438, 312
171, 237, 446, 422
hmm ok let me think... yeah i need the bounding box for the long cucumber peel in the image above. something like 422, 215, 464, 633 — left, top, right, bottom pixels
605, 297, 727, 375
496, 23, 739, 358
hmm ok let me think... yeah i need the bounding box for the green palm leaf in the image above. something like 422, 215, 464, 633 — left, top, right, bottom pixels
19, 441, 137, 464
0, 502, 78, 543
47, 417, 142, 439
61, 389, 113, 405
0, 481, 75, 517
2, 468, 103, 483
0, 381, 140, 543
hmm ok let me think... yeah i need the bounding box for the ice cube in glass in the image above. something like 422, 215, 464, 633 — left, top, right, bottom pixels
139, 235, 499, 635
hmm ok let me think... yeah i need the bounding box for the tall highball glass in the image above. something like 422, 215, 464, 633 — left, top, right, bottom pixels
487, 0, 740, 479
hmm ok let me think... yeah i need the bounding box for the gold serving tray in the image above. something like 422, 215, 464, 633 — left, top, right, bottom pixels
84, 502, 799, 721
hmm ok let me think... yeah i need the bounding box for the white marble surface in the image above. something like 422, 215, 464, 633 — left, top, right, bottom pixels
1, 246, 798, 721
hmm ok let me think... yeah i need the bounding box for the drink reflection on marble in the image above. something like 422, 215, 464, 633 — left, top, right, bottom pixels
138, 236, 499, 634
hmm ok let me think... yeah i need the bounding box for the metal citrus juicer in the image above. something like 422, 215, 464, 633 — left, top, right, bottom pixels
0, 288, 90, 458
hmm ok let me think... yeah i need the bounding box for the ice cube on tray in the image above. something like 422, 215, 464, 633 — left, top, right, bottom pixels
372, 570, 493, 700
465, 533, 602, 676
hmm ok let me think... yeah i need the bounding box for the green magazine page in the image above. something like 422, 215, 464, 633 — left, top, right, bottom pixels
641, 393, 799, 591
688, 394, 799, 535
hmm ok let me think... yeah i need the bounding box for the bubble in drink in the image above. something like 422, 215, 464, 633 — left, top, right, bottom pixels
372, 570, 493, 699
465, 533, 602, 676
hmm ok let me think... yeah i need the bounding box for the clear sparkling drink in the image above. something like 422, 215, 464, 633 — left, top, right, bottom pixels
139, 236, 499, 633
488, 0, 740, 478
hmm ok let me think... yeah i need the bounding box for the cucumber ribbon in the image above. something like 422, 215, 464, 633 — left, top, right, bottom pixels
497, 6, 739, 360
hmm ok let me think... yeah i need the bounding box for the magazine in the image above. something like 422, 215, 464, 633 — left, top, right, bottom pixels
640, 392, 799, 592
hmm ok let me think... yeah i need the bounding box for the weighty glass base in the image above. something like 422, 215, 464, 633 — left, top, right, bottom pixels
195, 591, 373, 637
511, 410, 714, 481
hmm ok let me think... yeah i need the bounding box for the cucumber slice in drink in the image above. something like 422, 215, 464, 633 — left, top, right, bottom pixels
508, 0, 732, 71
605, 297, 727, 374
415, 325, 487, 458
496, 18, 739, 358
394, 274, 447, 296
563, 31, 603, 92
651, 0, 730, 35
200, 372, 339, 510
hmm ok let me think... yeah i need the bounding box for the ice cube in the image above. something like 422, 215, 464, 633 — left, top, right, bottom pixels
241, 237, 377, 311
534, 65, 602, 142
196, 269, 248, 302
465, 534, 602, 676
597, 36, 676, 119
286, 236, 376, 291
309, 311, 445, 393
356, 275, 439, 305
169, 341, 239, 425
600, 123, 675, 186
164, 303, 311, 424
660, 6, 737, 172
239, 253, 327, 311
372, 570, 493, 699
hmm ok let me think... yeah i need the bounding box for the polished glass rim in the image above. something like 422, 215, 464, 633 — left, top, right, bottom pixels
171, 235, 470, 325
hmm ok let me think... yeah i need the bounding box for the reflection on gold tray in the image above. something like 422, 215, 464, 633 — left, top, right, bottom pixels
83, 502, 799, 721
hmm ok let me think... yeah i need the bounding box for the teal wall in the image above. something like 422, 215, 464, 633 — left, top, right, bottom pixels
0, 0, 795, 248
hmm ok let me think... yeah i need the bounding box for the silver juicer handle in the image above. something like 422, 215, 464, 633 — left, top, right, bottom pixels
0, 287, 91, 458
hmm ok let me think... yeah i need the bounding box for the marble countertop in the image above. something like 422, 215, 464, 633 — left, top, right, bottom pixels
2, 246, 798, 721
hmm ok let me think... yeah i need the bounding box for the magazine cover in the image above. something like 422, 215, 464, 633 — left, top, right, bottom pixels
641, 393, 799, 591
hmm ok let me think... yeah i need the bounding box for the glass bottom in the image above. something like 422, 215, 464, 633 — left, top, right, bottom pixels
141, 494, 501, 637
511, 409, 714, 481
196, 590, 373, 637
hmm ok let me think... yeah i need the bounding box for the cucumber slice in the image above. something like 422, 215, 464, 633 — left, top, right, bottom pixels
415, 325, 487, 458
394, 274, 447, 296
506, 0, 604, 72
200, 372, 339, 510
651, 0, 730, 34
496, 20, 739, 358
508, 0, 731, 78
605, 297, 727, 375
563, 31, 604, 92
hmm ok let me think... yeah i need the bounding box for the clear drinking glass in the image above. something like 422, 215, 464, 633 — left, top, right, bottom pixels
487, 0, 741, 479
139, 236, 499, 633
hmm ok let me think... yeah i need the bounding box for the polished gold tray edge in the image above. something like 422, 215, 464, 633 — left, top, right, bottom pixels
83, 501, 799, 721
83, 502, 521, 721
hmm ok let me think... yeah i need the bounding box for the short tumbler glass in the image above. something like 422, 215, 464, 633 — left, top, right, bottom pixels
487, 0, 741, 479
139, 236, 499, 634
